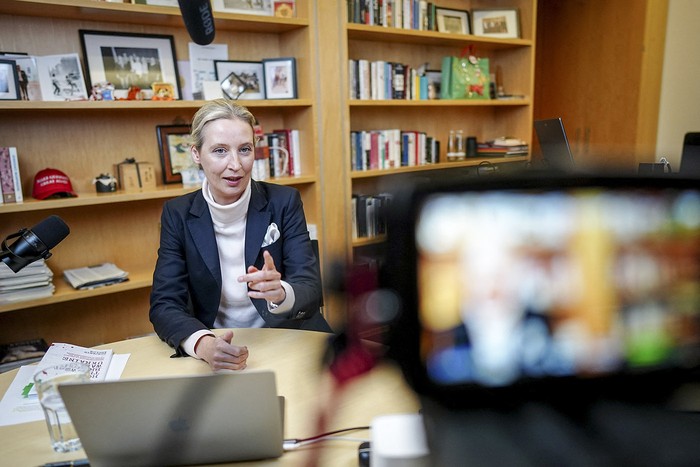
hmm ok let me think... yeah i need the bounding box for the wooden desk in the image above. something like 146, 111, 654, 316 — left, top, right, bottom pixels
0, 328, 420, 466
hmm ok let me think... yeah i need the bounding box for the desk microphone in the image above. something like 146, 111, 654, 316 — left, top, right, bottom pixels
178, 0, 216, 45
1, 215, 70, 273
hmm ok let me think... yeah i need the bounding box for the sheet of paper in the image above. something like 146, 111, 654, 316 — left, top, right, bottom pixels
0, 353, 130, 426
188, 42, 228, 99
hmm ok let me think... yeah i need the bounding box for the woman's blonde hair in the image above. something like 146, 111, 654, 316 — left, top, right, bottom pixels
189, 98, 257, 150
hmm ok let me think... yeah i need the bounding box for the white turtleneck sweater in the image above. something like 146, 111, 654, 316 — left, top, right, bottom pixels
181, 179, 294, 358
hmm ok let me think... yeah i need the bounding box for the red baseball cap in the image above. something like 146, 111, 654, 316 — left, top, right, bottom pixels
33, 168, 78, 200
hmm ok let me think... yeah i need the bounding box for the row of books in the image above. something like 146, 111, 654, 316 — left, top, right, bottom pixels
347, 0, 439, 31
0, 147, 24, 204
351, 193, 393, 240
350, 129, 440, 171
253, 126, 302, 180
349, 59, 439, 101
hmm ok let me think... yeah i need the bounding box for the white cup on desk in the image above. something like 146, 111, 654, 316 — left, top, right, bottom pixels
32, 362, 90, 453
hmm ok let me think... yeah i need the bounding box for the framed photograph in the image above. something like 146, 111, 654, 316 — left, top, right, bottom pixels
212, 0, 272, 16
262, 57, 297, 99
472, 9, 521, 39
436, 8, 470, 35
79, 29, 181, 99
214, 60, 265, 100
156, 125, 197, 184
0, 59, 20, 100
36, 53, 88, 101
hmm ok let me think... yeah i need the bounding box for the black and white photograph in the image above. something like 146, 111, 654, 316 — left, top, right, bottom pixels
35, 53, 88, 101
263, 57, 297, 99
0, 59, 20, 100
214, 60, 265, 100
80, 30, 181, 99
212, 0, 273, 16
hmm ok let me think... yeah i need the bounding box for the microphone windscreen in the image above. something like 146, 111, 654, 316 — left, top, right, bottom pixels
178, 0, 216, 46
31, 215, 70, 250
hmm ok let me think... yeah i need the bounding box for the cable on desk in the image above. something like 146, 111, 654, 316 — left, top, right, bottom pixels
283, 425, 370, 450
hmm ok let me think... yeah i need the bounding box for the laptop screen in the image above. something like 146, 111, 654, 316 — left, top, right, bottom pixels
534, 118, 575, 171
385, 175, 700, 406
680, 132, 700, 176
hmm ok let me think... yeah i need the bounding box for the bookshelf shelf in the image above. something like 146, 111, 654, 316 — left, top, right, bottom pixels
0, 99, 313, 111
347, 22, 532, 49
0, 270, 153, 314
350, 156, 529, 179
349, 99, 530, 107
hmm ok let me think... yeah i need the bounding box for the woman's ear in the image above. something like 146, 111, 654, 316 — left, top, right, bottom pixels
191, 146, 201, 164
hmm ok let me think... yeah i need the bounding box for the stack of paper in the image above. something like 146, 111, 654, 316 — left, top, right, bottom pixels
477, 137, 529, 157
0, 259, 55, 304
63, 262, 128, 290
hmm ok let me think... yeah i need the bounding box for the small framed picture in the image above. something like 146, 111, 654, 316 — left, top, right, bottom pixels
472, 9, 521, 39
0, 59, 20, 100
436, 8, 470, 35
214, 60, 265, 100
156, 124, 197, 184
262, 57, 297, 99
36, 53, 89, 101
80, 29, 181, 99
212, 0, 272, 16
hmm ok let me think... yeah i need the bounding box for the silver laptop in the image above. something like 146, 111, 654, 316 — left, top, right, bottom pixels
59, 371, 284, 467
534, 117, 576, 171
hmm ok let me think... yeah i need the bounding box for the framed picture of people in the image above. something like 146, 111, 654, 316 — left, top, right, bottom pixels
79, 29, 181, 100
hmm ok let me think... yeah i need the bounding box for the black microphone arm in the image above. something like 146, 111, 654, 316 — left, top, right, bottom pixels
1, 215, 70, 273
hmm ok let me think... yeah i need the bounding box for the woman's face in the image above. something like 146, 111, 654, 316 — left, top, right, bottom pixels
192, 117, 255, 205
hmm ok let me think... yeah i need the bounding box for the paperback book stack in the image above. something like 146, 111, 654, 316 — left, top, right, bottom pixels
477, 137, 529, 158
0, 259, 55, 305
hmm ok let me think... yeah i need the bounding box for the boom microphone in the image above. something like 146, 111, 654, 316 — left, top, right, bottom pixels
178, 0, 216, 46
0, 215, 70, 273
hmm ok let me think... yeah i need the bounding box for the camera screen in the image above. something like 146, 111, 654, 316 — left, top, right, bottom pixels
415, 186, 700, 387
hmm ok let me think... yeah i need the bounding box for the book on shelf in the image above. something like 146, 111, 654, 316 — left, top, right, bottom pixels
0, 146, 23, 204
0, 338, 49, 373
63, 262, 129, 290
272, 128, 301, 176
0, 259, 55, 305
350, 129, 438, 171
351, 192, 393, 240
347, 0, 438, 32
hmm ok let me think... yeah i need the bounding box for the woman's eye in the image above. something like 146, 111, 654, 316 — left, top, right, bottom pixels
213, 147, 227, 155
239, 146, 253, 155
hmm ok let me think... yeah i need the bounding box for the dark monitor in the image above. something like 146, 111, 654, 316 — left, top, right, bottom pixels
385, 174, 700, 408
534, 118, 575, 172
679, 132, 700, 176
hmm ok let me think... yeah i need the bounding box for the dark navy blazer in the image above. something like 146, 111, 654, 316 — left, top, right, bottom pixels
150, 180, 332, 354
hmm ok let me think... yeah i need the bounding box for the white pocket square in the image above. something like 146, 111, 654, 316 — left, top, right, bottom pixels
261, 222, 280, 247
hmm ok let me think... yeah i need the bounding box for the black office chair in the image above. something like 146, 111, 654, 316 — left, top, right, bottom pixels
310, 238, 324, 315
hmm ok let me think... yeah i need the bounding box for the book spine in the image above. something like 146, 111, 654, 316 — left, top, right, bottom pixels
291, 129, 301, 176
10, 147, 23, 203
0, 147, 17, 203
